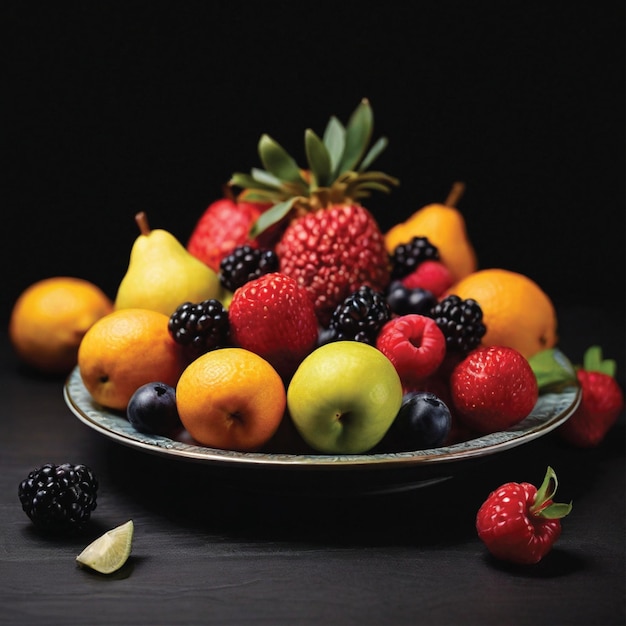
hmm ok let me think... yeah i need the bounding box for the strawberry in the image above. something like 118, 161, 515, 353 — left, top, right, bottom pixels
376, 314, 447, 389
276, 204, 390, 326
187, 190, 276, 272
229, 99, 398, 327
558, 346, 624, 447
476, 466, 572, 565
228, 272, 318, 381
450, 346, 538, 434
401, 259, 454, 298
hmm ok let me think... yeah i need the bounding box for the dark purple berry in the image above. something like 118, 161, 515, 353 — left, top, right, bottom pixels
378, 391, 452, 452
127, 382, 182, 437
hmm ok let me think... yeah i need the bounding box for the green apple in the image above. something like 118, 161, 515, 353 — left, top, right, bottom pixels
287, 341, 403, 454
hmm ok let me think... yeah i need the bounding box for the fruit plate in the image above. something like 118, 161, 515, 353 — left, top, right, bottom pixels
63, 367, 581, 496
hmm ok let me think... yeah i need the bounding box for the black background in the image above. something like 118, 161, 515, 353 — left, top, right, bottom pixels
4, 2, 624, 325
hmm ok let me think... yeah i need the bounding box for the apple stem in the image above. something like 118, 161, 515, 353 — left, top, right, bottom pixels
445, 181, 465, 207
135, 211, 151, 236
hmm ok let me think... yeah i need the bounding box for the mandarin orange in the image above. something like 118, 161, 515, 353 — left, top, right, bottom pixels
9, 277, 114, 375
448, 268, 558, 359
176, 347, 286, 451
77, 308, 186, 410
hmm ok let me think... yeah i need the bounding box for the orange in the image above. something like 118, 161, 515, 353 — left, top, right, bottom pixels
384, 182, 477, 282
176, 347, 286, 451
9, 277, 114, 375
448, 268, 558, 359
77, 308, 186, 411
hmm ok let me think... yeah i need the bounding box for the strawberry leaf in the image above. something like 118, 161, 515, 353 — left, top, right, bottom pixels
583, 345, 616, 377
531, 466, 573, 519
305, 129, 332, 188
249, 199, 296, 238
528, 348, 577, 392
323, 116, 346, 177
359, 136, 389, 172
258, 134, 307, 185
337, 98, 373, 174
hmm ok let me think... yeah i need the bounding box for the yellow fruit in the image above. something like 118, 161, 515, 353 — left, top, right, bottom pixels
77, 308, 186, 411
448, 268, 558, 359
115, 212, 221, 317
9, 277, 114, 375
176, 348, 286, 452
76, 520, 134, 574
384, 182, 477, 282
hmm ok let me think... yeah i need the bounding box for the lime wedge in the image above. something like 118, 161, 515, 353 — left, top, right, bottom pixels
76, 520, 134, 574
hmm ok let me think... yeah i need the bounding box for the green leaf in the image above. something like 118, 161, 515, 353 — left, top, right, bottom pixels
323, 116, 346, 177
258, 134, 305, 184
528, 348, 577, 392
337, 99, 373, 174
229, 172, 277, 192
305, 129, 332, 188
531, 466, 573, 520
359, 136, 388, 172
249, 199, 296, 238
583, 345, 616, 377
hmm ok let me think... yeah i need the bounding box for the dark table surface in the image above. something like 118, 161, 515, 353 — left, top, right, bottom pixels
1, 306, 624, 626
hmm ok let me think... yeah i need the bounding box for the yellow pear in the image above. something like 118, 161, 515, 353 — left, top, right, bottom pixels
385, 182, 478, 282
115, 212, 221, 316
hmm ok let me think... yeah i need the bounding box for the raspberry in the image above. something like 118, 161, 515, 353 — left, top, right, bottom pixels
168, 299, 230, 360
18, 463, 98, 533
325, 285, 391, 345
376, 314, 447, 388
429, 295, 486, 354
401, 260, 454, 297
390, 236, 440, 279
219, 245, 279, 293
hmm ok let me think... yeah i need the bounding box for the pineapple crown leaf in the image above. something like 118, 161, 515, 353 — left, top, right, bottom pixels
230, 98, 398, 237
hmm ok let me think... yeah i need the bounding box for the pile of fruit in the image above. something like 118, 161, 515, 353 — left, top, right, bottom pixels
9, 100, 624, 456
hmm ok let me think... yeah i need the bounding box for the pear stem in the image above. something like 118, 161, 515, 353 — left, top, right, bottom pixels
445, 181, 465, 207
135, 212, 151, 236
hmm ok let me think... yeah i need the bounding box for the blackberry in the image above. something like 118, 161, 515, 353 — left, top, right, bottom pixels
18, 463, 98, 533
219, 245, 279, 292
390, 236, 440, 279
327, 285, 391, 345
168, 299, 230, 359
386, 280, 438, 316
429, 295, 486, 353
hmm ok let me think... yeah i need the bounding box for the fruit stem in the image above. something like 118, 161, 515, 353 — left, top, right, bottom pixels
445, 181, 466, 207
135, 212, 151, 236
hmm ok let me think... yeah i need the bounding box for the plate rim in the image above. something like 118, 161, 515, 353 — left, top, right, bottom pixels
63, 366, 581, 471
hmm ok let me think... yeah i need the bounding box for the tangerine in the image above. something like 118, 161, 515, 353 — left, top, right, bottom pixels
448, 268, 558, 359
9, 277, 114, 375
176, 347, 286, 452
77, 308, 186, 410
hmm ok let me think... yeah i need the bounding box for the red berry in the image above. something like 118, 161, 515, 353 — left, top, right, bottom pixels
277, 204, 390, 327
401, 260, 454, 297
476, 466, 572, 565
450, 346, 538, 434
228, 272, 318, 381
559, 369, 624, 447
187, 198, 267, 272
376, 314, 447, 388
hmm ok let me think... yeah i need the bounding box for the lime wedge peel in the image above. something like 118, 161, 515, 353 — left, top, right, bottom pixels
76, 520, 134, 574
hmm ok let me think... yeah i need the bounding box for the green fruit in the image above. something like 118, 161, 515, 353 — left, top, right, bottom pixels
287, 341, 403, 454
115, 212, 221, 316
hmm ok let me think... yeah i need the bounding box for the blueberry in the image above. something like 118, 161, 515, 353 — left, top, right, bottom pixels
386, 281, 437, 316
127, 382, 182, 436
379, 391, 452, 452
